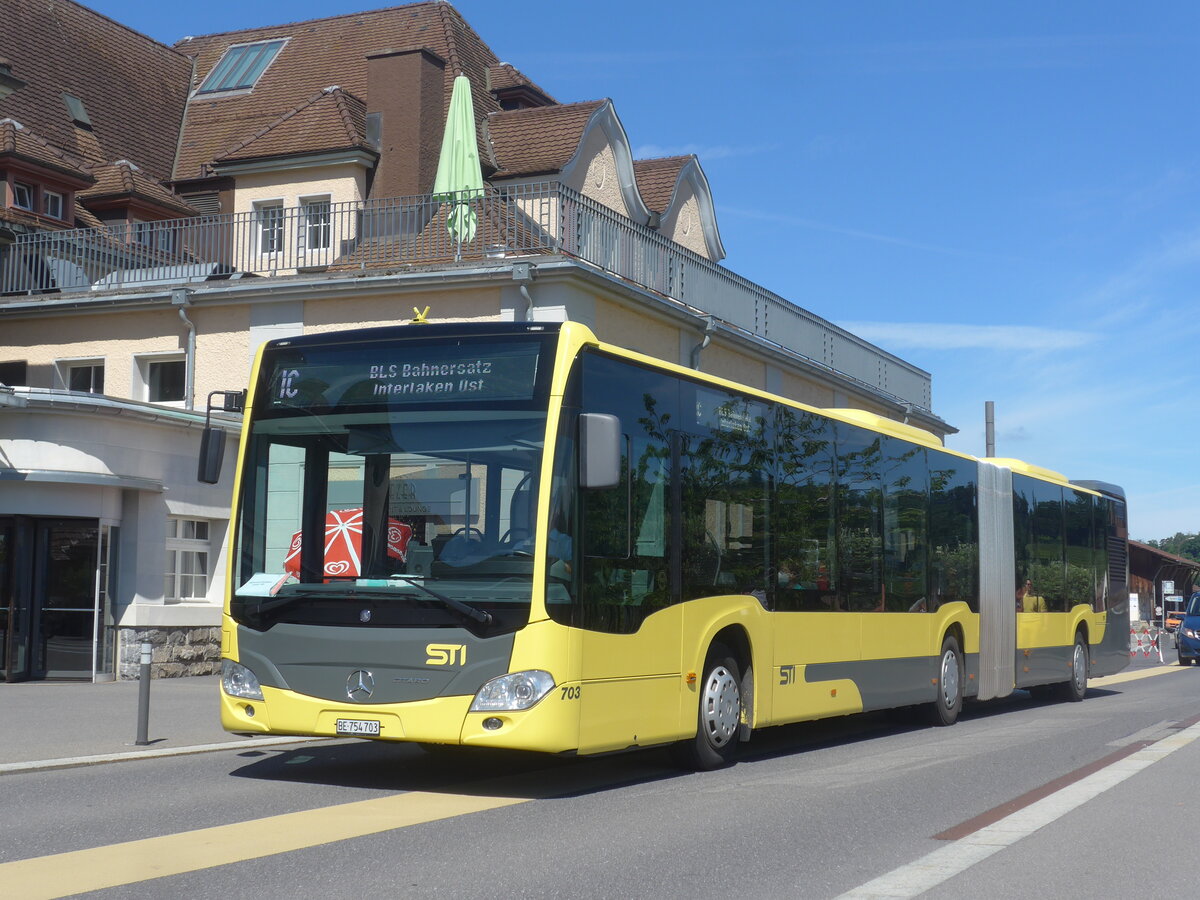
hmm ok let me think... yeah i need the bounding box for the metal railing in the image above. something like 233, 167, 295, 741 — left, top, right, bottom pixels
0, 182, 930, 409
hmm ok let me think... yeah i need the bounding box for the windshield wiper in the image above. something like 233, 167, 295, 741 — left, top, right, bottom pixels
233, 580, 492, 627
387, 576, 493, 626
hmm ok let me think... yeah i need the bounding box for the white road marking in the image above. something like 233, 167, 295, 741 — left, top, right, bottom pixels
836, 720, 1200, 899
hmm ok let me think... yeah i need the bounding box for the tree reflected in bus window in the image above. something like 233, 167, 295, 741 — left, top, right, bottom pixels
929, 452, 978, 612
577, 352, 677, 633
882, 437, 928, 612
836, 425, 883, 612
678, 386, 770, 602
776, 408, 836, 612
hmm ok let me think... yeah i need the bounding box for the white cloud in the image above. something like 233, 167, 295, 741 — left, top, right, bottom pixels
719, 207, 1025, 261
836, 321, 1099, 352
632, 142, 778, 161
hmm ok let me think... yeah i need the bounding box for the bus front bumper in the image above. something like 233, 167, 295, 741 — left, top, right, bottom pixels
220, 682, 580, 753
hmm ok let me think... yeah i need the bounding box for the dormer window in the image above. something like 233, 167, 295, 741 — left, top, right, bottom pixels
44, 190, 64, 220
197, 39, 286, 94
12, 182, 33, 210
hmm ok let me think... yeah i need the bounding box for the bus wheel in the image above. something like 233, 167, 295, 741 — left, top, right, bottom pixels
1059, 633, 1088, 702
930, 633, 963, 727
671, 644, 742, 770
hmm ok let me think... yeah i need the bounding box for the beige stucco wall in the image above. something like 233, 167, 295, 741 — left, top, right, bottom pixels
578, 142, 628, 217
592, 297, 680, 363
660, 189, 710, 260
230, 162, 368, 275
2, 309, 190, 398
779, 370, 837, 409
303, 285, 504, 332
698, 342, 767, 392
231, 164, 366, 215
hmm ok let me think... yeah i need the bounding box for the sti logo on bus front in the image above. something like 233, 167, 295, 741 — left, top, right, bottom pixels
426, 643, 467, 666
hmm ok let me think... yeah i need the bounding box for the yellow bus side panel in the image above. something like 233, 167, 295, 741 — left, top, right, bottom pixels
578, 605, 684, 754
680, 596, 775, 734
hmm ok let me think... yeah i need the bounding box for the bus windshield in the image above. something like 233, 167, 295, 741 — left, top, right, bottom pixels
231, 333, 553, 636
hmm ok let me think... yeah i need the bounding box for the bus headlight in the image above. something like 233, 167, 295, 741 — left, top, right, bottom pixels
469, 670, 555, 711
221, 659, 264, 700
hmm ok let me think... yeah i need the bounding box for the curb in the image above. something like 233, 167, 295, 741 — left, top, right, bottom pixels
0, 735, 329, 776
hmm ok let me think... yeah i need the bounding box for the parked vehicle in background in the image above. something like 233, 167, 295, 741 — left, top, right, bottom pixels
1177, 593, 1200, 665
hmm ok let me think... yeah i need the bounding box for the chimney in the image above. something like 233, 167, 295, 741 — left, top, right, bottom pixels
366, 48, 447, 200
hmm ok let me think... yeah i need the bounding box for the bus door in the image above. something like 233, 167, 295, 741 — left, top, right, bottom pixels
575, 358, 683, 754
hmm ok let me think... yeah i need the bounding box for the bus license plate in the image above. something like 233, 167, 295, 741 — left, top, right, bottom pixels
335, 718, 381, 736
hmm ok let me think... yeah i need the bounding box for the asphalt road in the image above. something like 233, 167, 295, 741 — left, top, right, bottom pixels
2, 658, 1196, 899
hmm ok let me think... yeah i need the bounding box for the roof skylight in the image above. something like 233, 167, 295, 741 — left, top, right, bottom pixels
197, 39, 286, 94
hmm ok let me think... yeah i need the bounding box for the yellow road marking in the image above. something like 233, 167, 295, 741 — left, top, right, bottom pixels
0, 791, 529, 900
1091, 664, 1187, 687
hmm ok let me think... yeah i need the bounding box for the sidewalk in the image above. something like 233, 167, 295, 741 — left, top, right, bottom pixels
0, 675, 314, 771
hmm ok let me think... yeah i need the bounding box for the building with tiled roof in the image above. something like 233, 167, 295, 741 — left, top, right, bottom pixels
0, 0, 946, 685
1, 0, 189, 181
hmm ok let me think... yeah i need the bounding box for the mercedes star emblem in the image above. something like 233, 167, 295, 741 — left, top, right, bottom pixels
346, 669, 375, 701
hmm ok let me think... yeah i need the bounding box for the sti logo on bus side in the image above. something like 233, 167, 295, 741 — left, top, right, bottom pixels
426, 643, 467, 666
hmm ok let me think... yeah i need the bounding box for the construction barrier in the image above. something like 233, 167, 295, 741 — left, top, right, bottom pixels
1130, 627, 1164, 662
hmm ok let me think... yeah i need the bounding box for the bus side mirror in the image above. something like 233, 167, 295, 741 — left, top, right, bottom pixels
197, 389, 245, 484
197, 426, 226, 484
579, 413, 621, 489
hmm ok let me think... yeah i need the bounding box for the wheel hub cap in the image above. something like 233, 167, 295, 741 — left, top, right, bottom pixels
940, 650, 960, 708
701, 666, 740, 747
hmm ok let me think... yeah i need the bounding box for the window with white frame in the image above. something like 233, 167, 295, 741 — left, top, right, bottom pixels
65, 360, 105, 393
134, 220, 177, 254
140, 356, 186, 403
301, 196, 331, 252
43, 190, 63, 220
165, 518, 210, 602
12, 182, 33, 210
256, 202, 284, 254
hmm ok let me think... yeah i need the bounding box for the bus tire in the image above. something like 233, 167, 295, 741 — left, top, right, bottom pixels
930, 633, 963, 726
1058, 633, 1088, 702
671, 644, 742, 770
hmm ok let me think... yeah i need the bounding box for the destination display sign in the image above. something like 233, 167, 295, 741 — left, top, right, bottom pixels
265, 340, 542, 409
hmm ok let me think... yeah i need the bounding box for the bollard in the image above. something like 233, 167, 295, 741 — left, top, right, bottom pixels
135, 641, 152, 746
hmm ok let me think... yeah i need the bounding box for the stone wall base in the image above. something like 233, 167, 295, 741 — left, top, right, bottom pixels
117, 626, 222, 680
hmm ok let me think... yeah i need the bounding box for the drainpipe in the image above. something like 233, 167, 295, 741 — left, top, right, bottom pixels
512, 263, 534, 320
690, 316, 717, 369
171, 287, 195, 410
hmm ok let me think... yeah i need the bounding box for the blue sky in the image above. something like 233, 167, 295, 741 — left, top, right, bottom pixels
90, 0, 1200, 540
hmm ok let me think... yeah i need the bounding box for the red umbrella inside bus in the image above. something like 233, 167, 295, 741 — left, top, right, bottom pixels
284, 508, 412, 578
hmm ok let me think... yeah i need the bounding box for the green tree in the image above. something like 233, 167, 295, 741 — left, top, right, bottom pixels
1147, 532, 1200, 563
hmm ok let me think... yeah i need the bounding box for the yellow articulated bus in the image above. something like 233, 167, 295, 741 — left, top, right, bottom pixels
200, 320, 1128, 770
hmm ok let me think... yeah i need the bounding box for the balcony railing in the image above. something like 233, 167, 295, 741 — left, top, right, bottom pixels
0, 181, 931, 409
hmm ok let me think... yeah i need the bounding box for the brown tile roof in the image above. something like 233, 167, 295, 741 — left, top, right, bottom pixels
486, 64, 554, 105
216, 87, 371, 164
0, 118, 92, 182
80, 160, 197, 216
174, 2, 513, 182
0, 204, 52, 229
0, 0, 191, 181
632, 156, 691, 214
487, 101, 605, 178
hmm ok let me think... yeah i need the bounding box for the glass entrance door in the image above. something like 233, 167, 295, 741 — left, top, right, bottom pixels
35, 520, 100, 680
1, 519, 32, 682
2, 518, 100, 682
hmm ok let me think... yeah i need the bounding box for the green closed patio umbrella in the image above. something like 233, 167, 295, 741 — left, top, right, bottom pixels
431, 74, 485, 251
